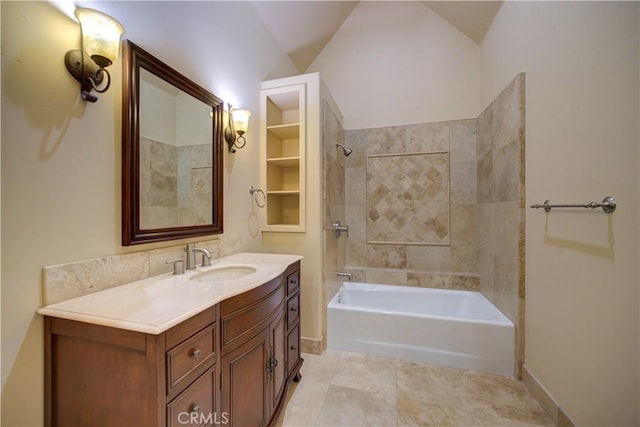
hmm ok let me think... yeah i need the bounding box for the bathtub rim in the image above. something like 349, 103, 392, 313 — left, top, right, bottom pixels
328, 281, 514, 327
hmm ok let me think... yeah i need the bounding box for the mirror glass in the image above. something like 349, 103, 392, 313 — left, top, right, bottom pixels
139, 69, 213, 229
123, 40, 224, 245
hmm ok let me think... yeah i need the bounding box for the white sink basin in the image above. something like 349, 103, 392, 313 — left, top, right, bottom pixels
191, 265, 257, 283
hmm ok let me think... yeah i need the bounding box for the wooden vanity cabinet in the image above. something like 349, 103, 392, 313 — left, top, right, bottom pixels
45, 305, 217, 427
44, 261, 302, 427
219, 261, 302, 427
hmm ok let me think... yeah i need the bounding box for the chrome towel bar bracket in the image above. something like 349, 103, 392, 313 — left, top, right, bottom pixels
530, 196, 616, 214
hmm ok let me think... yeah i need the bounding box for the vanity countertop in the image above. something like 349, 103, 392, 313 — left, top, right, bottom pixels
37, 252, 302, 335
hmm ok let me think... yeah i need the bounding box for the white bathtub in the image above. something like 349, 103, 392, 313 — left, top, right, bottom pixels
327, 282, 515, 376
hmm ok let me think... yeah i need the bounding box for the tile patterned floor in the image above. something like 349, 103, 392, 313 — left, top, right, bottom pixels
276, 350, 553, 427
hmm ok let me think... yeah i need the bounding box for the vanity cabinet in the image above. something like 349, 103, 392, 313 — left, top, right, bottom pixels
44, 261, 302, 427
218, 261, 302, 426
45, 305, 217, 427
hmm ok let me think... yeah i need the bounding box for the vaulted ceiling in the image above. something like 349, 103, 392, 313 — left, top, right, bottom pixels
250, 1, 503, 72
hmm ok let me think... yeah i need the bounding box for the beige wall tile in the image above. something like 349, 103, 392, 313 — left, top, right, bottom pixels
346, 241, 367, 266
406, 245, 452, 271
406, 121, 450, 153
450, 119, 477, 162
367, 153, 450, 245
449, 245, 478, 273
364, 269, 408, 285
477, 202, 494, 299
345, 167, 366, 209
43, 237, 239, 305
493, 74, 525, 151
476, 106, 493, 159
344, 130, 367, 169
366, 244, 407, 268
43, 252, 150, 305
450, 204, 477, 246
450, 161, 477, 205
477, 154, 494, 203
493, 140, 521, 203
364, 126, 408, 155
407, 272, 479, 291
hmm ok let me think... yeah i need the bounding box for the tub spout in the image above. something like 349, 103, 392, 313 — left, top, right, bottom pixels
336, 272, 352, 281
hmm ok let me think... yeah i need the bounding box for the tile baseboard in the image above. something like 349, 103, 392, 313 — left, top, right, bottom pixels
301, 336, 323, 355
522, 364, 575, 427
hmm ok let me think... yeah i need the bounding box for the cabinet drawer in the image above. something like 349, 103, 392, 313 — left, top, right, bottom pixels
287, 326, 300, 375
166, 306, 216, 349
286, 293, 300, 328
286, 271, 300, 295
167, 325, 216, 393
221, 280, 285, 351
167, 367, 216, 427
221, 275, 283, 316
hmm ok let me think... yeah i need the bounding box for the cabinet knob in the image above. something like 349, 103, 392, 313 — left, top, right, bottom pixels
191, 404, 201, 414
290, 307, 297, 312
190, 348, 201, 359
290, 345, 296, 350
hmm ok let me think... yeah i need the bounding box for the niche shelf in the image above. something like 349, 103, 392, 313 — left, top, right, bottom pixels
260, 84, 306, 232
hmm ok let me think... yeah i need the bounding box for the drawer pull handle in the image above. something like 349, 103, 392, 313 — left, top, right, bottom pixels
290, 307, 297, 312
290, 345, 296, 350
190, 348, 201, 359
191, 404, 201, 414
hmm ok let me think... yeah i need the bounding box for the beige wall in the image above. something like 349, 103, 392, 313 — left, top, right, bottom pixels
1, 1, 297, 425
480, 2, 639, 425
307, 1, 481, 129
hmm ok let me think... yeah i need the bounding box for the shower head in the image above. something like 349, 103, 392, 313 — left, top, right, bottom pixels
336, 143, 353, 157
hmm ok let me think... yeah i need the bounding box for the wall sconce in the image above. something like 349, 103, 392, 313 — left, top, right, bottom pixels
64, 8, 124, 103
224, 108, 251, 153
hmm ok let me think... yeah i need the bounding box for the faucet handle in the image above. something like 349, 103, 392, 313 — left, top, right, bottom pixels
166, 258, 185, 275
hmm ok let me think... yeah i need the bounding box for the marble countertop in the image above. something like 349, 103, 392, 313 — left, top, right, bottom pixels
37, 252, 302, 335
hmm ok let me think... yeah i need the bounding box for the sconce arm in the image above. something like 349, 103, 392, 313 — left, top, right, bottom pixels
65, 49, 111, 103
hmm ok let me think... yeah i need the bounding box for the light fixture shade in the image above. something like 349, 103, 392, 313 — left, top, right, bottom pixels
75, 8, 124, 68
231, 108, 251, 135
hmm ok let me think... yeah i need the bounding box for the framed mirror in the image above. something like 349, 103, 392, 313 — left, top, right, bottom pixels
122, 40, 224, 245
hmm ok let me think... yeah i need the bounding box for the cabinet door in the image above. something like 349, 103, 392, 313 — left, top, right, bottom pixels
220, 329, 270, 427
269, 310, 286, 413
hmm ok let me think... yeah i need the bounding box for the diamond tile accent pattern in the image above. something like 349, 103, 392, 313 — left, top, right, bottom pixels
367, 152, 450, 245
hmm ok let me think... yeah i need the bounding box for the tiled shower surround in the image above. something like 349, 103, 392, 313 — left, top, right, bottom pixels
344, 118, 479, 289
477, 73, 526, 377
140, 138, 213, 229
322, 99, 347, 350
342, 73, 525, 375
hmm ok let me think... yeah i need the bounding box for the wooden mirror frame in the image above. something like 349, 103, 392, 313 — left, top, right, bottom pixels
122, 40, 224, 245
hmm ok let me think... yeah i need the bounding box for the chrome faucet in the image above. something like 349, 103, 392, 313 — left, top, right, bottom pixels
336, 272, 353, 281
332, 221, 349, 238
185, 243, 212, 270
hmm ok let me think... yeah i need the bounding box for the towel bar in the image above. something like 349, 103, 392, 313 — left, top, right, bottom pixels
530, 196, 616, 214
